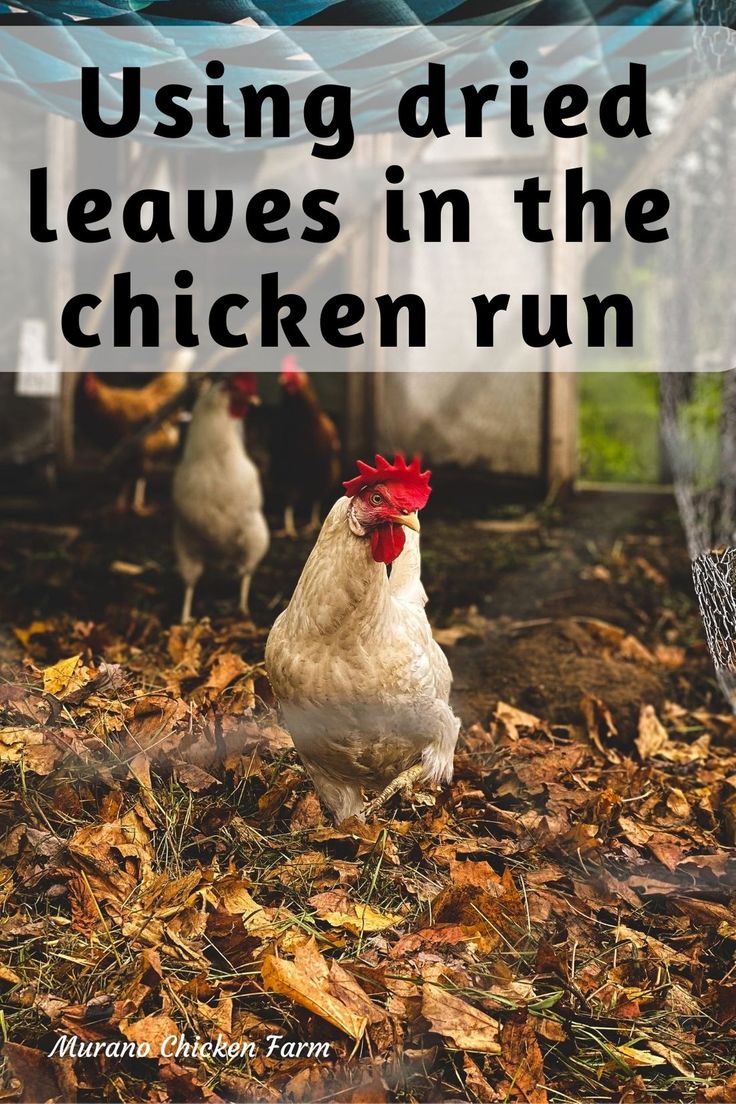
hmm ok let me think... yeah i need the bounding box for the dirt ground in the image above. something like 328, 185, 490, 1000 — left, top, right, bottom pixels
0, 476, 714, 726
0, 473, 734, 1103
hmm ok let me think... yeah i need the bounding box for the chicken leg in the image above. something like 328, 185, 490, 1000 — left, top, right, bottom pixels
239, 572, 253, 617
132, 476, 147, 514
131, 476, 159, 517
303, 501, 321, 535
363, 762, 426, 819
180, 585, 195, 625
282, 506, 298, 539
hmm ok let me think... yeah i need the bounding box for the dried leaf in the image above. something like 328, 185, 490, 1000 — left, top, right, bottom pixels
42, 654, 93, 699
463, 1054, 497, 1101
610, 1043, 666, 1068
0, 727, 61, 775
422, 980, 501, 1053
121, 1012, 180, 1058
495, 701, 542, 741
262, 940, 380, 1041
636, 705, 668, 760
580, 694, 620, 763
309, 890, 402, 934
498, 1016, 547, 1103
648, 1040, 693, 1077
174, 762, 221, 793
3, 1041, 77, 1104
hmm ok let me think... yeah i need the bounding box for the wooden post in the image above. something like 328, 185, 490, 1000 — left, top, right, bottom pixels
48, 115, 77, 469
364, 132, 393, 453
344, 135, 381, 459
543, 133, 586, 497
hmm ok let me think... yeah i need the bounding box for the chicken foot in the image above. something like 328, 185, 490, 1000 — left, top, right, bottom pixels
275, 506, 298, 539
363, 762, 426, 819
131, 476, 157, 517
302, 501, 322, 535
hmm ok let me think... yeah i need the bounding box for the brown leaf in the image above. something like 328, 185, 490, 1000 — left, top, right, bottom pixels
68, 811, 154, 905
124, 694, 189, 753
290, 791, 322, 831
648, 1040, 693, 1077
0, 726, 61, 776
654, 644, 686, 668
262, 939, 382, 1041
158, 1057, 214, 1102
664, 983, 701, 1017
42, 654, 93, 699
0, 963, 21, 986
666, 788, 691, 820
308, 890, 402, 935
167, 621, 210, 672
121, 1012, 180, 1058
340, 1076, 388, 1103
449, 860, 502, 891
68, 871, 99, 936
257, 768, 303, 822
647, 832, 687, 872
634, 556, 666, 586
174, 762, 221, 793
311, 818, 399, 863
614, 923, 689, 966
499, 1016, 547, 1103
218, 1072, 281, 1103
428, 870, 525, 944
536, 1019, 566, 1043
392, 923, 498, 958
703, 1074, 736, 1102
636, 705, 669, 761
202, 652, 249, 695
422, 980, 501, 1053
3, 1041, 77, 1104
619, 635, 656, 664
463, 1054, 497, 1101
580, 694, 620, 763
494, 701, 542, 741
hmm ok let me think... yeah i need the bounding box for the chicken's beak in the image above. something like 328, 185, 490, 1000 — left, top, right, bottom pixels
248, 395, 262, 406
394, 511, 420, 532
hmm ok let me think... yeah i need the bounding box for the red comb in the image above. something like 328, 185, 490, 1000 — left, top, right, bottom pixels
280, 355, 301, 378
343, 454, 432, 507
227, 372, 258, 395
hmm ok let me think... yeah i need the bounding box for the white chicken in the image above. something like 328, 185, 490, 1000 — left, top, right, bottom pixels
265, 454, 460, 821
173, 374, 269, 623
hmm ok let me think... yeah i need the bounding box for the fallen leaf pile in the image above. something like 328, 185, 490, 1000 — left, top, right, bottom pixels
0, 505, 734, 1102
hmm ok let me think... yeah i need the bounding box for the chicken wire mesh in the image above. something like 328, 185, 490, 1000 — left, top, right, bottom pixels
662, 372, 736, 706
659, 79, 736, 706
692, 547, 736, 704
1, 0, 732, 25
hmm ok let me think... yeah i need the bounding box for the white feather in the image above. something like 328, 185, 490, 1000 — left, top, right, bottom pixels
172, 383, 269, 598
265, 496, 459, 820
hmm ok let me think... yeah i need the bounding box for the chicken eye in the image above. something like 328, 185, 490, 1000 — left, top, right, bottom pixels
370, 492, 383, 506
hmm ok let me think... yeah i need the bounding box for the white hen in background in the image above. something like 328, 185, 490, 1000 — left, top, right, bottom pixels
265, 454, 459, 822
173, 374, 269, 623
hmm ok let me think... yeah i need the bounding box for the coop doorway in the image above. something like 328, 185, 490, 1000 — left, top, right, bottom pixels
577, 371, 667, 489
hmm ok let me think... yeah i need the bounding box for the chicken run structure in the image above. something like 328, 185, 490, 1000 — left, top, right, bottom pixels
1, 0, 734, 497
4, 6, 736, 1103
1, 114, 587, 490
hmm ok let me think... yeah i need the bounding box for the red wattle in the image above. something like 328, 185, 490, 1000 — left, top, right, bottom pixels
370, 523, 406, 564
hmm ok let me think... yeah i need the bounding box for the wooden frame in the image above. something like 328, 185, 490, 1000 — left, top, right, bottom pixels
542, 133, 586, 498
48, 114, 77, 468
